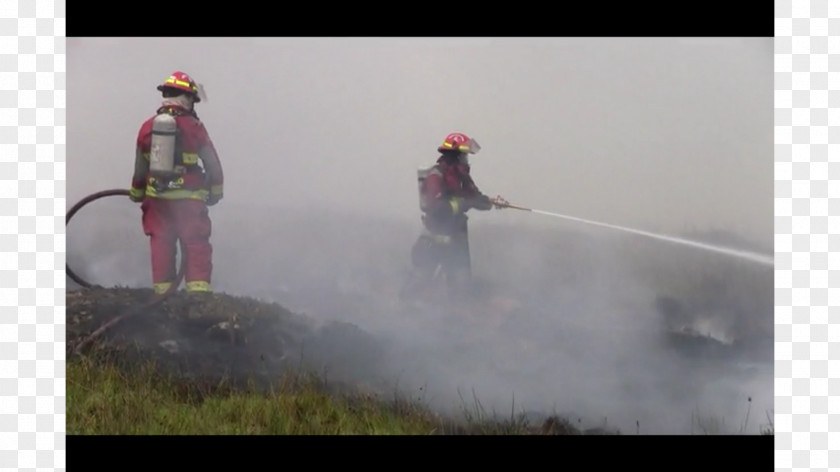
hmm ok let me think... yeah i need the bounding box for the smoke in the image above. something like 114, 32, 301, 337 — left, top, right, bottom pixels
67, 37, 774, 434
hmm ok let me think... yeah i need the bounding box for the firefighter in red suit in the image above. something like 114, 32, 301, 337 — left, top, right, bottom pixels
129, 71, 224, 295
401, 132, 507, 300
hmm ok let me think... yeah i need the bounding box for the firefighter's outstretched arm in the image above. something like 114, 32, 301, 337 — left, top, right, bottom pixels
464, 178, 509, 211
471, 193, 509, 210
129, 145, 149, 202
457, 171, 495, 211
199, 140, 224, 205
469, 192, 494, 211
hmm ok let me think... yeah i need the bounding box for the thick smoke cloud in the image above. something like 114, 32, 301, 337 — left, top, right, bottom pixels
67, 37, 773, 434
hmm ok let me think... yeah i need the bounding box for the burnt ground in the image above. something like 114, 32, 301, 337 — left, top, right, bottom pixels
66, 280, 773, 435
66, 287, 390, 396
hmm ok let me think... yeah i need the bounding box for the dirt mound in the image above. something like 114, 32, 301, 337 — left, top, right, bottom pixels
67, 287, 388, 392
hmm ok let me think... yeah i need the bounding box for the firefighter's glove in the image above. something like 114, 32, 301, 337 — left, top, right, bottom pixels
206, 194, 222, 206
128, 187, 145, 203
491, 195, 510, 209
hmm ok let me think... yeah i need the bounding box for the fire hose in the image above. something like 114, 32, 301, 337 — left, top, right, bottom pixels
67, 188, 187, 355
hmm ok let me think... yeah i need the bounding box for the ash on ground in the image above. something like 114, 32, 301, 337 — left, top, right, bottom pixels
67, 287, 387, 394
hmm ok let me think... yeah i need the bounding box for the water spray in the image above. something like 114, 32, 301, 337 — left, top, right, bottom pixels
495, 200, 774, 267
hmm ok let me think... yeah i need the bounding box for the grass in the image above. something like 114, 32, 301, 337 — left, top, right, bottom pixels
68, 354, 446, 435
67, 351, 776, 436
66, 351, 583, 435
688, 397, 775, 436
66, 315, 774, 436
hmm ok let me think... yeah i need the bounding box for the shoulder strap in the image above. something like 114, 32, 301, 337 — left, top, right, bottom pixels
156, 105, 198, 119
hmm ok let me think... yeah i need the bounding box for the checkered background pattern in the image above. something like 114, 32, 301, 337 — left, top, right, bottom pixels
775, 0, 839, 471
1, 0, 66, 471
0, 0, 832, 469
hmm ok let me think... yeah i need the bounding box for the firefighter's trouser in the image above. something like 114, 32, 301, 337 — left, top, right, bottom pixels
141, 197, 213, 294
410, 226, 472, 284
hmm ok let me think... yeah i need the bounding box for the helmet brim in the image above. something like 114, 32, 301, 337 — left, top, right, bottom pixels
157, 84, 201, 102
438, 138, 480, 154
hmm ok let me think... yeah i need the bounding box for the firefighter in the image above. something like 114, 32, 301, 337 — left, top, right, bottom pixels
129, 71, 224, 296
401, 132, 507, 301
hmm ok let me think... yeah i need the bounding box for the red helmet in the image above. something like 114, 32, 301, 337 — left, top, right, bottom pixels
438, 132, 481, 154
156, 71, 202, 102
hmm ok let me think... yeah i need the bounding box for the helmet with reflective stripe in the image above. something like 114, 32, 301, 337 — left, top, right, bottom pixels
156, 71, 202, 102
438, 132, 481, 154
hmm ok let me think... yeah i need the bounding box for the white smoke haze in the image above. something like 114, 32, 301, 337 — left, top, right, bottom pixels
67, 37, 774, 434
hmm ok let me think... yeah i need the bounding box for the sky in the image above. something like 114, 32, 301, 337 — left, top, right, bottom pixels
66, 37, 775, 434
67, 37, 773, 248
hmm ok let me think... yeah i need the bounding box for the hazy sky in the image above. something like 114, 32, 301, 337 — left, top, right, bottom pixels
67, 37, 773, 247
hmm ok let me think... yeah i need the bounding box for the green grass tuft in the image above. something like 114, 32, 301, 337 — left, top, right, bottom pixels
67, 353, 588, 435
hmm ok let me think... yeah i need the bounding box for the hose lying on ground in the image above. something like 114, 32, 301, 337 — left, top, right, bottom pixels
67, 189, 186, 355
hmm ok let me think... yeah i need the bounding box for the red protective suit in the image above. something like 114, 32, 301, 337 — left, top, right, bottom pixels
130, 98, 224, 295
420, 154, 494, 236
402, 151, 494, 300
